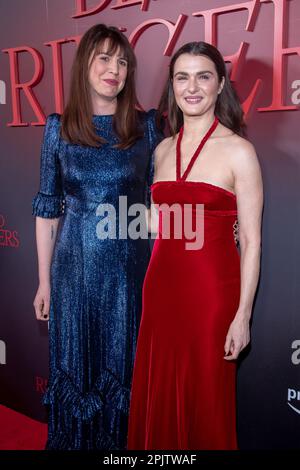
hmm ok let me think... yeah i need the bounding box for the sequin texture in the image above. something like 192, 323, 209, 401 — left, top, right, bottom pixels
32, 110, 162, 449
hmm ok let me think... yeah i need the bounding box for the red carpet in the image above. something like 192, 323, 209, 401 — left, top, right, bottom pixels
0, 405, 47, 450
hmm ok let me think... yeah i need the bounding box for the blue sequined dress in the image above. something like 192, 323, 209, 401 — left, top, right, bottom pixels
32, 111, 161, 450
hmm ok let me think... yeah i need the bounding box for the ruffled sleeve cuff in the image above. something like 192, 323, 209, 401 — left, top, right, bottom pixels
32, 192, 65, 218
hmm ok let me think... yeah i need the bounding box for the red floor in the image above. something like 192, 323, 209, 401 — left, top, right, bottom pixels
0, 405, 47, 450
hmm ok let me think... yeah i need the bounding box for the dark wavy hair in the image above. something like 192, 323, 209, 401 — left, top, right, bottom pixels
158, 41, 245, 136
61, 24, 142, 148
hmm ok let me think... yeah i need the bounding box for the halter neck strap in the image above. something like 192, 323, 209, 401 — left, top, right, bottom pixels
176, 116, 219, 182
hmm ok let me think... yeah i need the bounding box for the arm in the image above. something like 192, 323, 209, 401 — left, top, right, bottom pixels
146, 144, 159, 235
224, 140, 263, 361
146, 137, 173, 235
146, 196, 159, 236
33, 217, 59, 321
144, 110, 165, 234
32, 114, 64, 321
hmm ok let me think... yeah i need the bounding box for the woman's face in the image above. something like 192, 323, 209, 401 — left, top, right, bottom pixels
172, 53, 224, 118
88, 39, 128, 105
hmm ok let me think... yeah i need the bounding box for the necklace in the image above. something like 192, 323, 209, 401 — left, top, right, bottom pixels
176, 116, 219, 182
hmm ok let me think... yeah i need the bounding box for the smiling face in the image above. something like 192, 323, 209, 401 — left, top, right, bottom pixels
172, 53, 224, 118
88, 39, 128, 108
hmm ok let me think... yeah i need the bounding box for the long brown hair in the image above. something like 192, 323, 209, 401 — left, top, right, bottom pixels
158, 41, 245, 136
61, 24, 142, 148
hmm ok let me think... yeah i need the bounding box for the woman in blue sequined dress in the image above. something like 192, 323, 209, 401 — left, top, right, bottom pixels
32, 24, 162, 450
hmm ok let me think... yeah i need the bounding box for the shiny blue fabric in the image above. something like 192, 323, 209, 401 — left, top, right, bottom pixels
32, 110, 162, 450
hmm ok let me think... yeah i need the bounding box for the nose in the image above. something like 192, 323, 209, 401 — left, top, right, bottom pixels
187, 76, 199, 94
109, 58, 119, 76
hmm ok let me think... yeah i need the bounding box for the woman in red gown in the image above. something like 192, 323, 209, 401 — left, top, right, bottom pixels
128, 42, 263, 450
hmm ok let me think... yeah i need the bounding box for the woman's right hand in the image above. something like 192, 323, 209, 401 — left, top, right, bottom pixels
33, 283, 50, 321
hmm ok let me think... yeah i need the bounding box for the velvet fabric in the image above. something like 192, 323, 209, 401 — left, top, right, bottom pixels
128, 178, 240, 449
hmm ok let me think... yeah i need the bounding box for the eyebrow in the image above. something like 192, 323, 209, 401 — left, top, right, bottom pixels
98, 50, 128, 60
174, 70, 213, 77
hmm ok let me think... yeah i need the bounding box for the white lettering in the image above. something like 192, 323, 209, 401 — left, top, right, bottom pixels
0, 80, 6, 104
287, 388, 300, 401
0, 340, 6, 365
291, 80, 300, 105
291, 339, 300, 365
95, 197, 205, 249
128, 203, 148, 240
96, 204, 116, 239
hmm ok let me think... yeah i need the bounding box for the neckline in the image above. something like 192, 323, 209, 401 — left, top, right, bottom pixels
176, 116, 219, 182
151, 180, 236, 198
92, 114, 113, 118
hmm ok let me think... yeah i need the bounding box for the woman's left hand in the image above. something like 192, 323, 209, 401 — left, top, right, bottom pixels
224, 314, 250, 361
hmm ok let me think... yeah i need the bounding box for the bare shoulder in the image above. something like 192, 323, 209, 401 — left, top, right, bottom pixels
222, 132, 259, 172
231, 134, 256, 157
155, 136, 173, 154
154, 136, 174, 161
215, 124, 256, 159
228, 136, 263, 191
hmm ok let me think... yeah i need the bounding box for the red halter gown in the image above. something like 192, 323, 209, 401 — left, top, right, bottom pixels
128, 118, 240, 450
